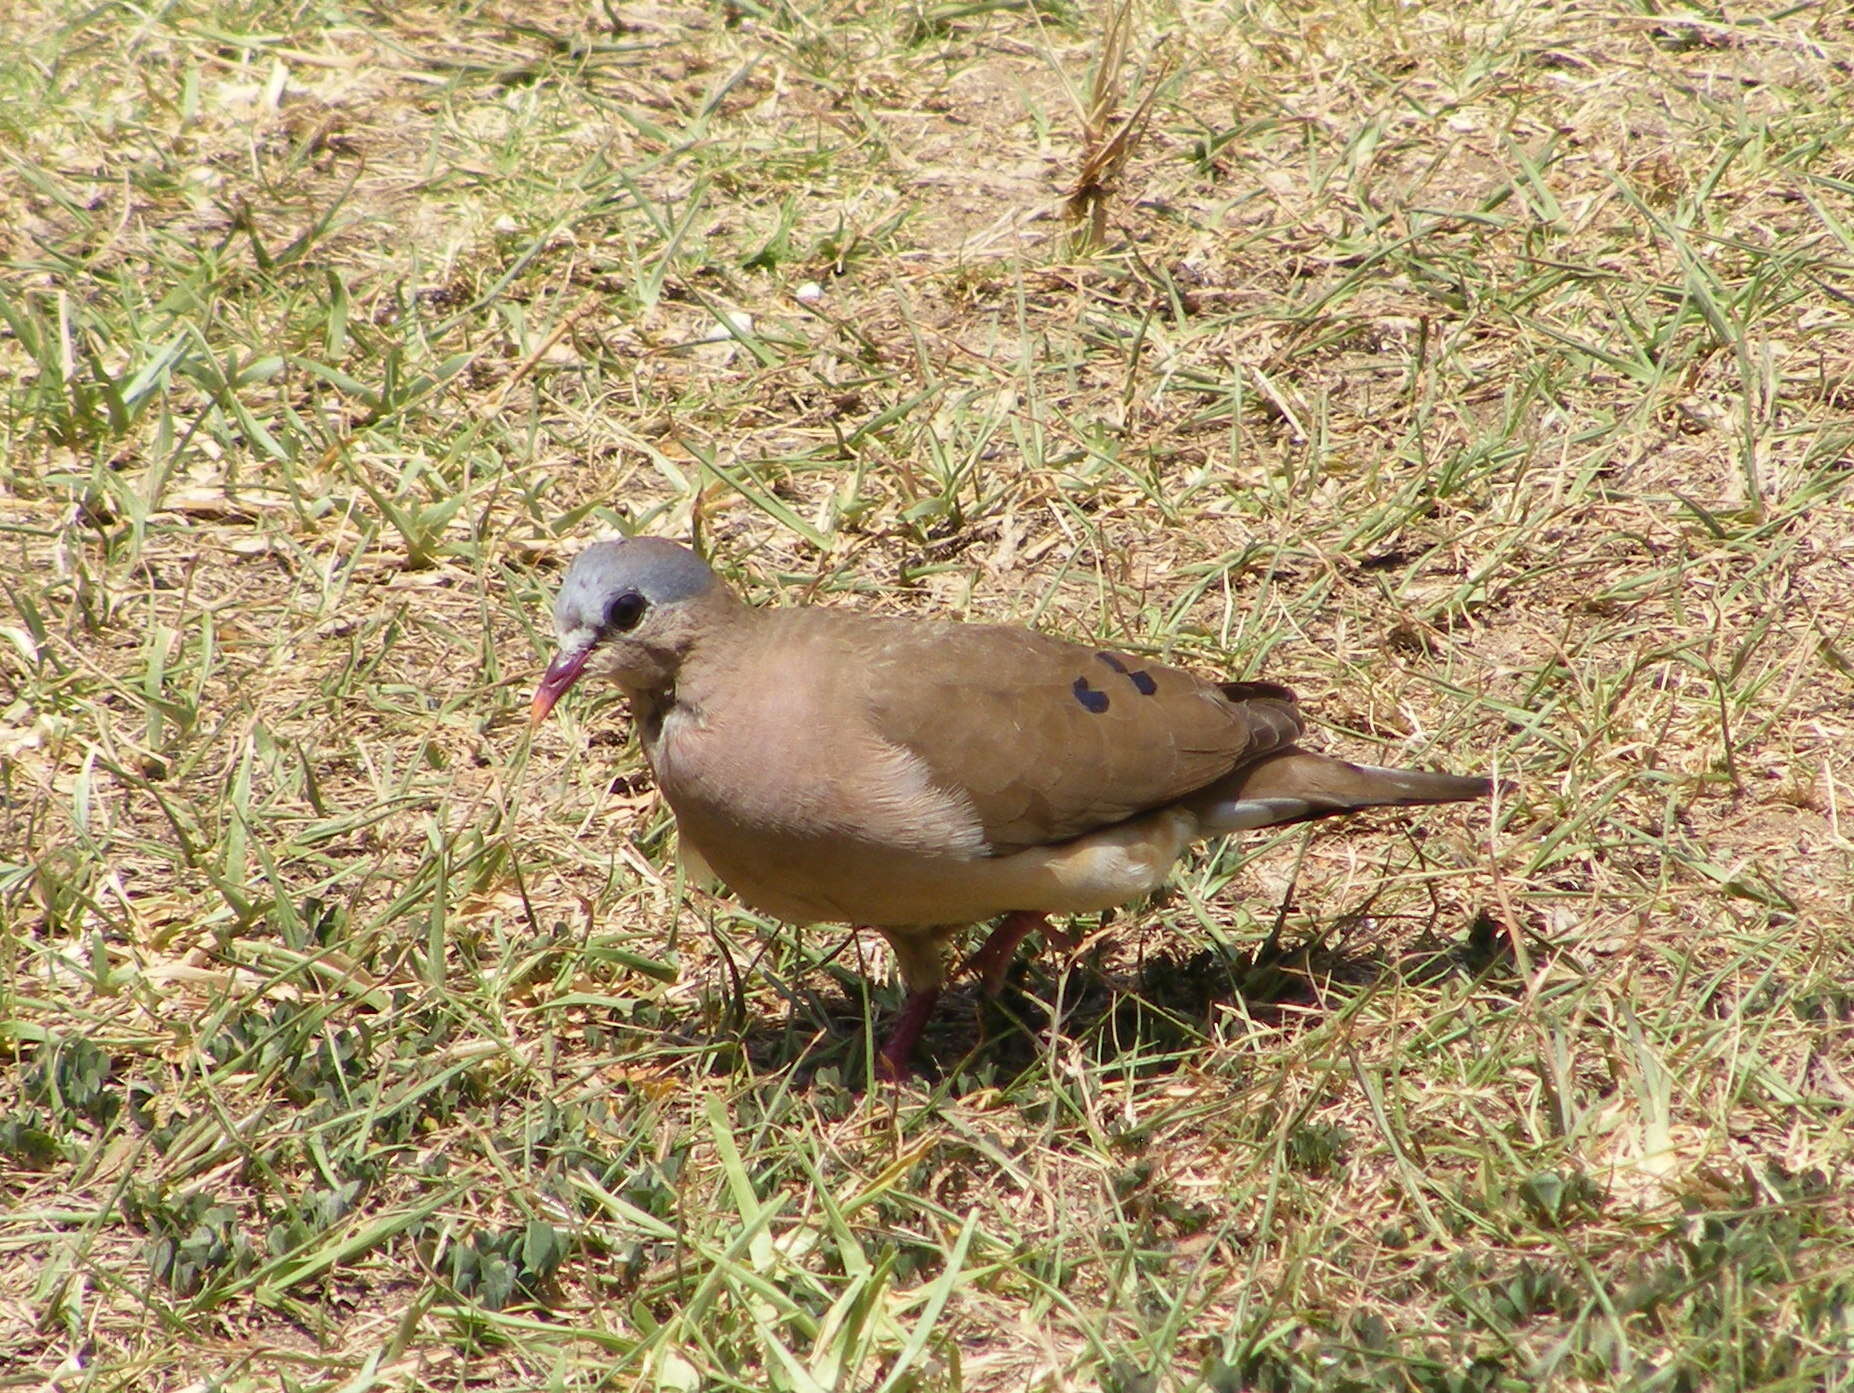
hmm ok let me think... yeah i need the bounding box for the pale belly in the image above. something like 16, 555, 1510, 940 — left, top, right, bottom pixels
672, 799, 1201, 928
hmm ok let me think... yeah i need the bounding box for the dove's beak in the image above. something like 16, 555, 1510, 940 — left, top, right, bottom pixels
531, 645, 592, 726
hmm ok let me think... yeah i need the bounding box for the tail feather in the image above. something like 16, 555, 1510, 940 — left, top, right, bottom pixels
1191, 749, 1491, 833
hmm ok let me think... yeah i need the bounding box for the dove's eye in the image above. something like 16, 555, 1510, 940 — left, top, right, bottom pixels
604, 590, 648, 632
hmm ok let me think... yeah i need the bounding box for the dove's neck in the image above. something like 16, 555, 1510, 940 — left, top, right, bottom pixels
626, 593, 767, 740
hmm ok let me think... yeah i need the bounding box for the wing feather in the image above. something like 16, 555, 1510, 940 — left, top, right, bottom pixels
841, 617, 1303, 852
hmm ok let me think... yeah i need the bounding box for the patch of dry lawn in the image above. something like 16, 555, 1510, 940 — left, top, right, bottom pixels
3, 1, 1852, 1389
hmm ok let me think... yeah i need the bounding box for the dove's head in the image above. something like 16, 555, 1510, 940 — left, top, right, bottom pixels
531, 537, 739, 723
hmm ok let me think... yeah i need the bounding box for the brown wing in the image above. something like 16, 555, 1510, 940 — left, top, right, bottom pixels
843, 615, 1304, 853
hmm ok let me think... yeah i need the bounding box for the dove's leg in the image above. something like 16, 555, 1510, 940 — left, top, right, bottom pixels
962, 911, 1078, 997
873, 927, 952, 1082
872, 914, 1082, 1079
873, 985, 943, 1082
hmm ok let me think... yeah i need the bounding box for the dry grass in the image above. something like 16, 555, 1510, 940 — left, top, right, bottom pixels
3, 0, 1853, 1389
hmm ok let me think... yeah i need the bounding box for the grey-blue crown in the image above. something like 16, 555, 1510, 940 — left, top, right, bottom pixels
555, 537, 718, 631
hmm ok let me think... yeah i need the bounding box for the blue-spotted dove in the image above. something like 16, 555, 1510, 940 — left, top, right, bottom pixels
533, 536, 1490, 1079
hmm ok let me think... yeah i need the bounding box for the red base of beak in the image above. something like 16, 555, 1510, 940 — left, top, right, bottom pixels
531, 646, 592, 725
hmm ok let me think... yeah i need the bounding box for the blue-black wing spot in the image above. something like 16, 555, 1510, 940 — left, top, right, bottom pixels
1097, 650, 1157, 695
1072, 676, 1111, 713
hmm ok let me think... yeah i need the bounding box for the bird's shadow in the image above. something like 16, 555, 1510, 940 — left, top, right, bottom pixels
725, 911, 1513, 1092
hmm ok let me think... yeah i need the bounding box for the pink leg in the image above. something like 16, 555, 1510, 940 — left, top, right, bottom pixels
874, 986, 943, 1082
1040, 921, 1081, 954
961, 911, 1071, 997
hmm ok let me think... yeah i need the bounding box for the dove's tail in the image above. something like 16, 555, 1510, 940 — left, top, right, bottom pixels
1190, 750, 1492, 834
